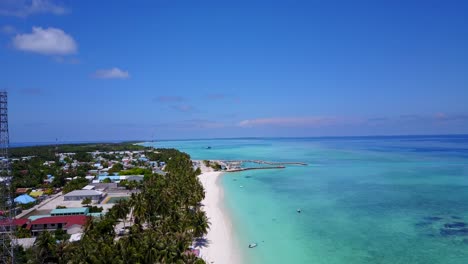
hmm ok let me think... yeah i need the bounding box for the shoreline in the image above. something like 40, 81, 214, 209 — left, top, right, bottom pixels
197, 170, 242, 264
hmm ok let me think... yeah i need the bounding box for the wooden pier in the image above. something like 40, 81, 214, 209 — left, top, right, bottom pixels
239, 160, 307, 166
215, 159, 307, 172
224, 166, 286, 172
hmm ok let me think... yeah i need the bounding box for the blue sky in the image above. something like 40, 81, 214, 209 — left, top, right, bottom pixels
1, 0, 467, 142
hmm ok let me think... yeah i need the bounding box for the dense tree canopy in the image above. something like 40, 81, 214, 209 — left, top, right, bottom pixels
10, 143, 148, 159
62, 178, 89, 194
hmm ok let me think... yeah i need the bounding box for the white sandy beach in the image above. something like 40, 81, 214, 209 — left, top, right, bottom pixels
197, 165, 241, 264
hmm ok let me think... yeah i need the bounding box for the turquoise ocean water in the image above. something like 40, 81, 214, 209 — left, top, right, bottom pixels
144, 136, 468, 264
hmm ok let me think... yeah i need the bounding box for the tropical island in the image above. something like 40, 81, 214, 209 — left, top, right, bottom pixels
1, 143, 211, 263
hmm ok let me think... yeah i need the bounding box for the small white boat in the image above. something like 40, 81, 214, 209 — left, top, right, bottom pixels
240, 185, 243, 188
248, 243, 257, 248
297, 208, 302, 213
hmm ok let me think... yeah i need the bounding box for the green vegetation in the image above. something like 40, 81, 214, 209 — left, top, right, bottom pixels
81, 197, 92, 206
15, 227, 32, 239
210, 162, 222, 171
101, 177, 112, 183
119, 167, 152, 176
74, 152, 93, 162
19, 202, 36, 210
203, 160, 222, 171
108, 162, 123, 174
62, 178, 88, 194
12, 157, 58, 188
87, 206, 104, 213
119, 179, 141, 190
10, 142, 148, 159
145, 148, 184, 163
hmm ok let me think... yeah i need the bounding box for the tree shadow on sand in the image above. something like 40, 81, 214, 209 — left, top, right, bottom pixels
194, 237, 210, 248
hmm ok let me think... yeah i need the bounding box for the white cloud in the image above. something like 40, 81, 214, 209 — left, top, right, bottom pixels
13, 27, 77, 55
93, 68, 130, 79
0, 0, 68, 17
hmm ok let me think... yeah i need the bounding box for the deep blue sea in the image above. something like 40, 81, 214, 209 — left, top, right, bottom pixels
146, 136, 468, 263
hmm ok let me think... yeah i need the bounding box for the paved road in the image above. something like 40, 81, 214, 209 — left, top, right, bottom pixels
15, 192, 63, 218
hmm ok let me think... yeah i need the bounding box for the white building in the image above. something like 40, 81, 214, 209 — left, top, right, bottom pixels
64, 190, 104, 202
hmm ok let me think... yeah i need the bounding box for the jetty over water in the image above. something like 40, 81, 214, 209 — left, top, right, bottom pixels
217, 159, 307, 172
224, 166, 286, 172
239, 160, 307, 166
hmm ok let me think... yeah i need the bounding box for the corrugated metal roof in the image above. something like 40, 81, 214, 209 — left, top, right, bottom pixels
28, 215, 51, 221
64, 190, 103, 197
30, 215, 88, 228
51, 207, 89, 215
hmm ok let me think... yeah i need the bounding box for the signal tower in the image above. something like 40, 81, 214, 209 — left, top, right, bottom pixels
0, 91, 14, 264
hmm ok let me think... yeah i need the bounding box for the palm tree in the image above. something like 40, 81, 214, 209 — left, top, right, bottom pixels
35, 231, 56, 263
130, 193, 147, 225
114, 199, 130, 227
192, 209, 210, 238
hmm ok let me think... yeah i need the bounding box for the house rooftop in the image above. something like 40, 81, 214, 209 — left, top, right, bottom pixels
64, 190, 103, 197
29, 215, 88, 229
29, 191, 44, 197
15, 188, 30, 194
28, 215, 51, 221
51, 207, 90, 216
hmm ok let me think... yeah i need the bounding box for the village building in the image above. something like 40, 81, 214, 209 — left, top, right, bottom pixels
64, 190, 104, 202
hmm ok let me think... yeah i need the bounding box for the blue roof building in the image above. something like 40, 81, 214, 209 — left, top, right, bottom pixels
14, 194, 36, 204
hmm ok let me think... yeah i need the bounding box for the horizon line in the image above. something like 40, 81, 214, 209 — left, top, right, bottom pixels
10, 133, 468, 146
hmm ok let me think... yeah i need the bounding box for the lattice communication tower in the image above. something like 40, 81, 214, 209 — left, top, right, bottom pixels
0, 91, 14, 264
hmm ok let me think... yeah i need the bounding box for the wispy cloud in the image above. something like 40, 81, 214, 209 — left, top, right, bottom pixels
181, 119, 226, 129
0, 0, 68, 17
93, 68, 130, 79
13, 27, 77, 55
154, 96, 185, 103
433, 113, 468, 122
238, 117, 338, 127
1, 25, 16, 34
364, 113, 468, 126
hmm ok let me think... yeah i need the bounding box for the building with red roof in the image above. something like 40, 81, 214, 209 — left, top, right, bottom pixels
28, 215, 89, 236
1, 215, 89, 236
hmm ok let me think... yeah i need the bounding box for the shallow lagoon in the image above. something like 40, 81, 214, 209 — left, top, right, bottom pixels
146, 136, 468, 264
